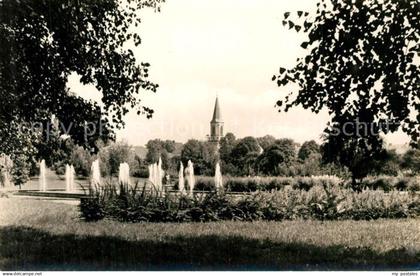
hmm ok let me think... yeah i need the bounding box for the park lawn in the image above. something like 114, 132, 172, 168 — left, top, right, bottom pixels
0, 197, 419, 271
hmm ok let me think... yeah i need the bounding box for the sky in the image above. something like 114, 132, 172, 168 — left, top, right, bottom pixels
68, 0, 410, 147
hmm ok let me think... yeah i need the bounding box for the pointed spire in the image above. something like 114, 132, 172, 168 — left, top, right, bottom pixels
211, 97, 222, 123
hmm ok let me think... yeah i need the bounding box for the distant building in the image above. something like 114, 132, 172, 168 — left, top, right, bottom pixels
209, 97, 224, 143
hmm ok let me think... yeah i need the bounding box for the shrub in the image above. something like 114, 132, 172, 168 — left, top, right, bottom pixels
70, 146, 92, 177
408, 177, 420, 192
371, 177, 395, 192
80, 197, 106, 221
264, 178, 290, 191
54, 163, 66, 176
80, 180, 420, 223
132, 167, 149, 178
395, 177, 410, 191
293, 177, 315, 191
225, 178, 258, 192
98, 141, 133, 177
196, 175, 344, 193
349, 176, 419, 192
194, 177, 214, 191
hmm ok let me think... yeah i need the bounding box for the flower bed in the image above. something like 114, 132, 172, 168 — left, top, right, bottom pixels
80, 182, 420, 223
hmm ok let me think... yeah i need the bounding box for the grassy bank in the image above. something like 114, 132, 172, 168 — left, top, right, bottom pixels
0, 197, 419, 270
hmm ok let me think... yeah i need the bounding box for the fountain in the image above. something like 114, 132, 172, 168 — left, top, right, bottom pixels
178, 162, 185, 193
186, 160, 195, 194
39, 159, 47, 192
148, 164, 153, 184
158, 157, 164, 190
65, 164, 75, 192
118, 162, 131, 186
153, 162, 159, 191
147, 158, 164, 193
214, 162, 223, 191
90, 159, 101, 188
71, 165, 75, 191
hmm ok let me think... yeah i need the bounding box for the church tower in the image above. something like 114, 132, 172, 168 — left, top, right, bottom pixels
209, 97, 224, 143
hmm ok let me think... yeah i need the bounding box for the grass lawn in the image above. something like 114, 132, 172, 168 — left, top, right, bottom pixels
0, 197, 419, 271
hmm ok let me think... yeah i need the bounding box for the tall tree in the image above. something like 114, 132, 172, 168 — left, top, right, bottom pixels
145, 139, 175, 170
0, 0, 162, 154
219, 132, 236, 163
231, 137, 261, 175
298, 140, 320, 160
256, 139, 296, 175
219, 132, 238, 175
402, 142, 420, 174
98, 141, 133, 177
257, 135, 276, 150
181, 140, 217, 175
274, 0, 419, 185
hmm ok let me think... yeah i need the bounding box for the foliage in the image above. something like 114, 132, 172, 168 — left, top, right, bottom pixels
371, 149, 401, 176
0, 0, 164, 180
0, 120, 40, 186
321, 136, 390, 189
298, 140, 320, 160
401, 145, 420, 174
10, 155, 31, 188
131, 155, 149, 178
0, 0, 162, 127
70, 145, 93, 177
256, 135, 276, 150
193, 176, 295, 193
230, 137, 261, 175
274, 0, 419, 185
145, 139, 177, 169
98, 141, 134, 177
218, 132, 237, 175
256, 139, 296, 175
80, 197, 106, 222
81, 180, 420, 223
194, 177, 215, 191
292, 153, 323, 176
198, 175, 418, 193
181, 140, 218, 175
357, 175, 420, 192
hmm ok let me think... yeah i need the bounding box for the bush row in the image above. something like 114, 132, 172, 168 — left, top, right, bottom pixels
191, 175, 420, 193
354, 176, 420, 192
192, 175, 343, 192
80, 183, 420, 223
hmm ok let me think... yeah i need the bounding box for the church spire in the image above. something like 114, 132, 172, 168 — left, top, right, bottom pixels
209, 96, 224, 142
211, 97, 222, 123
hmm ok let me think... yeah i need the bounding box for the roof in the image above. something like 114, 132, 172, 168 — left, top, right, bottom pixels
211, 97, 222, 123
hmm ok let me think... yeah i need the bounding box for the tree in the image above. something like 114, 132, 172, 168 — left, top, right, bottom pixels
98, 141, 133, 177
181, 140, 202, 164
0, 120, 40, 186
220, 133, 236, 159
373, 149, 401, 176
402, 146, 420, 174
231, 137, 261, 175
257, 135, 276, 150
70, 145, 93, 177
298, 140, 320, 160
0, 0, 162, 182
181, 140, 217, 175
145, 139, 174, 169
256, 139, 296, 175
163, 140, 176, 153
296, 152, 323, 176
274, 0, 419, 185
219, 132, 237, 174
